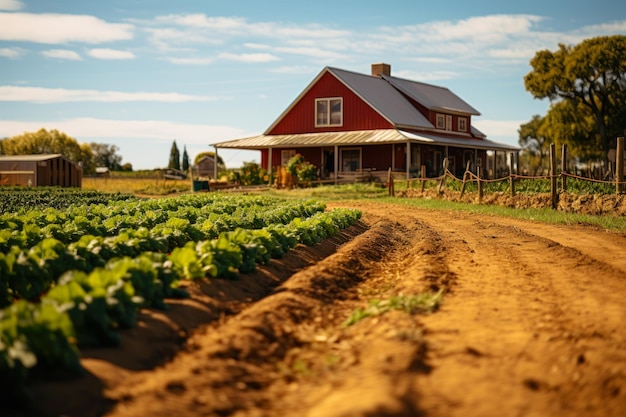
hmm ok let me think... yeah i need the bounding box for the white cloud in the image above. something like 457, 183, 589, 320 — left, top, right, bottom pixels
166, 56, 214, 65
0, 0, 22, 11
394, 70, 459, 82
473, 119, 525, 141
269, 66, 313, 75
0, 86, 220, 103
0, 118, 250, 145
0, 12, 133, 44
0, 46, 23, 59
88, 48, 135, 60
41, 49, 82, 60
217, 52, 279, 63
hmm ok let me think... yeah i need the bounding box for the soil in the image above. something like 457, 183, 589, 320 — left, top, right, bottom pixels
5, 201, 626, 417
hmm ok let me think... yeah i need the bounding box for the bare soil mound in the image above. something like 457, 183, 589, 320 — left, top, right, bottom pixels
5, 202, 626, 417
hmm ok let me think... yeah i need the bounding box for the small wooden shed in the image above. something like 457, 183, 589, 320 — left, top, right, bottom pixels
195, 155, 216, 178
0, 154, 82, 187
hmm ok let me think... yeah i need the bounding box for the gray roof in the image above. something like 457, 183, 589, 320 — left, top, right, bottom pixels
382, 75, 481, 115
328, 67, 434, 129
215, 129, 519, 152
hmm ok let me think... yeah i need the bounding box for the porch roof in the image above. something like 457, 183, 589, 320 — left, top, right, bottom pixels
213, 129, 519, 152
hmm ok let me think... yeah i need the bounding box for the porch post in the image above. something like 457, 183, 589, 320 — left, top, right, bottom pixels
493, 150, 497, 179
213, 146, 219, 180
334, 145, 338, 184
268, 147, 273, 186
406, 141, 411, 180
474, 148, 478, 174
391, 144, 395, 171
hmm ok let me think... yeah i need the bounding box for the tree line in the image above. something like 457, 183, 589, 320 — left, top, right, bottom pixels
520, 34, 626, 173
0, 128, 128, 175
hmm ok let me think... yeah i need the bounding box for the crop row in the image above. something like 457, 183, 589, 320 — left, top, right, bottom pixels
0, 206, 361, 403
0, 187, 137, 213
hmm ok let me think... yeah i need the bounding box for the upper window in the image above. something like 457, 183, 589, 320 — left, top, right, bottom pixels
316, 98, 343, 127
436, 113, 445, 129
458, 117, 468, 132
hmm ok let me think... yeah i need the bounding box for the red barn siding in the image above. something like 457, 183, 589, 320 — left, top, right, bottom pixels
268, 71, 393, 135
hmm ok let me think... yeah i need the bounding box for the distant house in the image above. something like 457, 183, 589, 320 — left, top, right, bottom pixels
214, 63, 519, 182
195, 155, 216, 178
95, 167, 110, 177
0, 154, 82, 187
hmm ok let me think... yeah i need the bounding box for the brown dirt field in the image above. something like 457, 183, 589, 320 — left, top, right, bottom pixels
6, 201, 626, 417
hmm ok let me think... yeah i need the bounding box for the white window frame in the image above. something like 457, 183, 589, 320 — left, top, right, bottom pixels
340, 147, 361, 172
436, 113, 445, 129
446, 115, 453, 131
315, 97, 343, 127
458, 117, 468, 132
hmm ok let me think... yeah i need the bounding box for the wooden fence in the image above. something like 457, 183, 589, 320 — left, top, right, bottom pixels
389, 138, 626, 209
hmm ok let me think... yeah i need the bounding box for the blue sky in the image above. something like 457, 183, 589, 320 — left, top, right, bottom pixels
1, 0, 625, 170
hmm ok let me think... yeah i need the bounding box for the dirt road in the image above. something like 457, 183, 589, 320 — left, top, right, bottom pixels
13, 202, 626, 417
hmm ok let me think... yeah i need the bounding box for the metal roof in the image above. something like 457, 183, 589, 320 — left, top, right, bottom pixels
0, 154, 63, 161
214, 129, 519, 152
383, 75, 481, 115
328, 67, 434, 129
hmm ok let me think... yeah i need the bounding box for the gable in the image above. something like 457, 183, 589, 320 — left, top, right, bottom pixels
267, 70, 393, 135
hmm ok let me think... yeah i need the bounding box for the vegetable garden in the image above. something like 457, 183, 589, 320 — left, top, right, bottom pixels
0, 188, 361, 404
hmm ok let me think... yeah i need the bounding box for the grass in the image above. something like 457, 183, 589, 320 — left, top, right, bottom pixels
383, 196, 626, 232
344, 290, 444, 327
264, 183, 626, 233
82, 176, 193, 195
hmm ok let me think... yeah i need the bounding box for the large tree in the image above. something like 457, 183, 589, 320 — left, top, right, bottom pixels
524, 35, 626, 160
168, 140, 180, 170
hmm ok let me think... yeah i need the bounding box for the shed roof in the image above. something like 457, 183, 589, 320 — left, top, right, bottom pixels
0, 154, 62, 161
215, 129, 519, 152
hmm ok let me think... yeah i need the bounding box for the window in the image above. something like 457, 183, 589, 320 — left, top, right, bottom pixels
436, 113, 445, 129
341, 148, 361, 171
446, 115, 453, 131
315, 98, 342, 127
458, 117, 468, 132
281, 149, 295, 166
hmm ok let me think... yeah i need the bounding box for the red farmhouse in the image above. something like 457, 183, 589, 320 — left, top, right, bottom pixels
214, 63, 519, 182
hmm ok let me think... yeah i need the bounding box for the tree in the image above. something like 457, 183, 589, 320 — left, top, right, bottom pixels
524, 35, 626, 160
182, 146, 190, 171
90, 142, 123, 171
168, 140, 180, 170
518, 115, 551, 174
0, 128, 92, 170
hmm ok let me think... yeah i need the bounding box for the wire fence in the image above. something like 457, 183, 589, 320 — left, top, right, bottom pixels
387, 141, 626, 210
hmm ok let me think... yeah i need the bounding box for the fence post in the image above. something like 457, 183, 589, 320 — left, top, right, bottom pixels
477, 167, 483, 202
510, 174, 516, 197
387, 168, 394, 197
617, 137, 624, 194
460, 160, 471, 198
550, 143, 557, 209
561, 144, 568, 193
420, 165, 426, 192
437, 157, 448, 194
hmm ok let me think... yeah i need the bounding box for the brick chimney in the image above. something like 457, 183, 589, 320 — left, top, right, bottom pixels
371, 63, 391, 77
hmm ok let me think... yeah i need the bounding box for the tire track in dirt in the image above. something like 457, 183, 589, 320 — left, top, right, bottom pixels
101, 213, 449, 417
11, 202, 626, 417
407, 209, 626, 417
